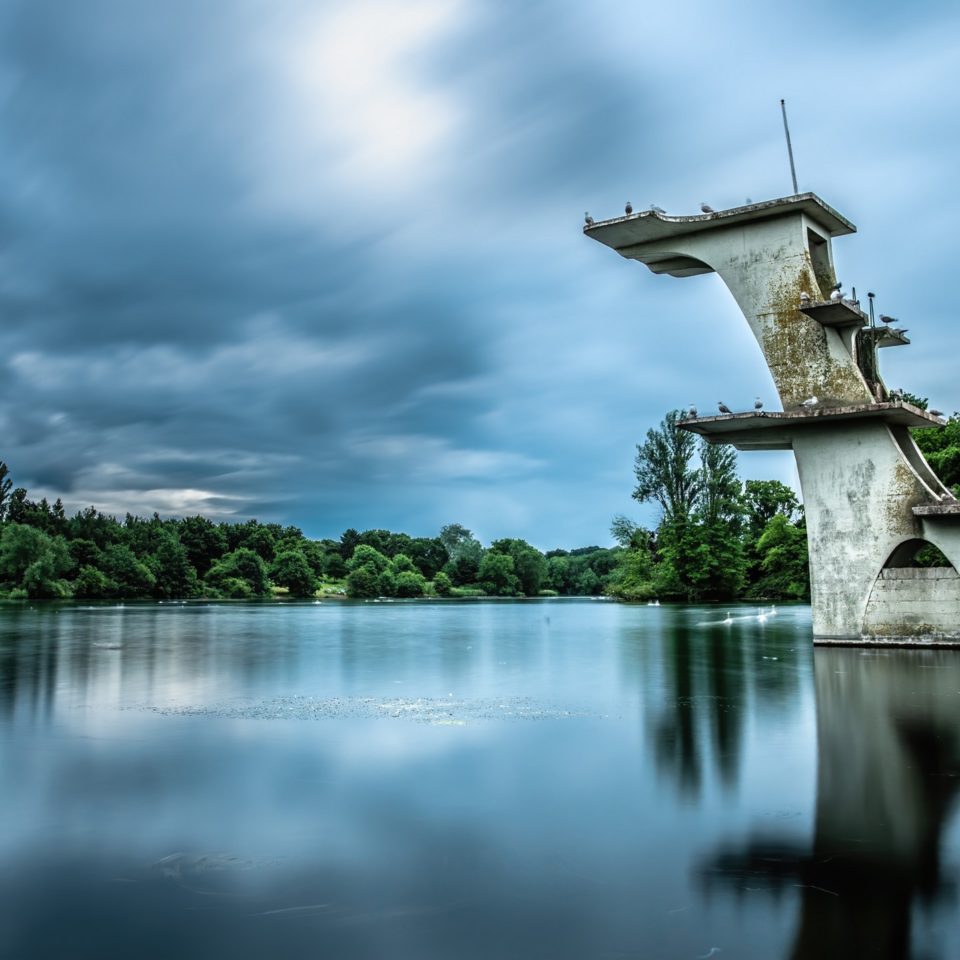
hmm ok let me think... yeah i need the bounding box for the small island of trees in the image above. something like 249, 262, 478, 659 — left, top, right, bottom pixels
1, 404, 956, 604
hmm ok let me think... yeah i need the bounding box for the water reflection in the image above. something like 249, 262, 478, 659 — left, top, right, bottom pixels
626, 607, 805, 799
703, 647, 960, 959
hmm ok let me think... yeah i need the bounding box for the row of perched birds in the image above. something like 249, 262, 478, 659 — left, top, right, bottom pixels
685, 396, 820, 418
584, 200, 749, 225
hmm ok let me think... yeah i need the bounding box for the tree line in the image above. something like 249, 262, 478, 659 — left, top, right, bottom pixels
2, 403, 955, 603
0, 462, 620, 601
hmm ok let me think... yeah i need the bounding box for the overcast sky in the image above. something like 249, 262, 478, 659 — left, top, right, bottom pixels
1, 0, 958, 549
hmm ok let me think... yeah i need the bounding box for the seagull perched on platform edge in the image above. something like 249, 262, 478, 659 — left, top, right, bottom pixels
718, 401, 732, 414
700, 202, 715, 213
584, 212, 594, 225
625, 201, 633, 215
649, 203, 666, 214
754, 397, 763, 412
930, 409, 944, 418
800, 396, 818, 408
688, 403, 698, 418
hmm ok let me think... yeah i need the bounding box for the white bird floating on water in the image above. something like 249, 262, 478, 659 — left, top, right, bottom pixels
757, 609, 768, 623
700, 202, 715, 213
625, 201, 633, 215
718, 401, 732, 414
584, 212, 594, 225
800, 396, 818, 408
722, 612, 733, 625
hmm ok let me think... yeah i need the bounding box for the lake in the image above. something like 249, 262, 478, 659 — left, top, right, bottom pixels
1, 599, 958, 959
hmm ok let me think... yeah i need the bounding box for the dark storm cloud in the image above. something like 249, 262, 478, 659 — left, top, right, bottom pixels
1, 0, 959, 544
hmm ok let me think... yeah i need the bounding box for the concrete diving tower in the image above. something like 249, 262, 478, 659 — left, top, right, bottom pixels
586, 194, 960, 645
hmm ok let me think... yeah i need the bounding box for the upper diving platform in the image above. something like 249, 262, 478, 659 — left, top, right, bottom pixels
584, 193, 856, 277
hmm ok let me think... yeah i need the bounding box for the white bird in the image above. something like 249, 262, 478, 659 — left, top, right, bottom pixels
688, 403, 698, 418
770, 605, 777, 615
722, 612, 733, 625
891, 327, 909, 335
757, 610, 768, 623
830, 289, 842, 302
754, 397, 763, 412
584, 211, 594, 225
625, 201, 633, 215
650, 203, 666, 214
799, 291, 811, 303
800, 396, 818, 408
930, 409, 944, 418
718, 401, 732, 414
700, 202, 715, 213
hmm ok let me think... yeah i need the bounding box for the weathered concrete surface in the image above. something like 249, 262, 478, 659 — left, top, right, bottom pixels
863, 567, 960, 641
586, 194, 960, 645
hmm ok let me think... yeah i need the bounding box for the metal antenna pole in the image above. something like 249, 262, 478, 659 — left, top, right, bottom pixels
780, 99, 799, 195
867, 291, 876, 328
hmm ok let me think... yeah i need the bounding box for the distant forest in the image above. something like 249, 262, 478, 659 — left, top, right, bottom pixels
1, 403, 956, 603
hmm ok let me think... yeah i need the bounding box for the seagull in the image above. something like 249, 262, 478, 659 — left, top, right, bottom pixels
584, 211, 594, 225
757, 609, 768, 623
625, 201, 633, 215
891, 327, 909, 335
799, 291, 811, 303
688, 403, 698, 418
718, 401, 732, 414
745, 197, 753, 204
649, 203, 666, 214
879, 314, 898, 325
754, 397, 763, 412
930, 409, 944, 418
800, 396, 818, 407
722, 612, 733, 625
830, 288, 842, 302
700, 202, 715, 213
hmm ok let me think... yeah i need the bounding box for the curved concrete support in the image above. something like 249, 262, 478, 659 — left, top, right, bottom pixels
585, 194, 957, 645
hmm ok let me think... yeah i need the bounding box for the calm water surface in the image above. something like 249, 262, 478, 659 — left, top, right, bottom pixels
1, 599, 959, 959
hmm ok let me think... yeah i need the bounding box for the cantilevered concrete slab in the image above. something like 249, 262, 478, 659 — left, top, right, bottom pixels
586, 193, 960, 645
680, 401, 939, 450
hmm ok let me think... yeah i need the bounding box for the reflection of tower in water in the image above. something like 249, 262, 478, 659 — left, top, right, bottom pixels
702, 649, 960, 959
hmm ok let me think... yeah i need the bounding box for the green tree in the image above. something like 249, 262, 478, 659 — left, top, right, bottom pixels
742, 479, 799, 540
394, 570, 427, 597
270, 549, 317, 598
432, 571, 453, 596
489, 538, 546, 596
478, 551, 519, 596
346, 545, 391, 598
149, 534, 198, 599
754, 514, 810, 599
0, 524, 73, 598
73, 566, 117, 599
178, 516, 227, 577
100, 544, 156, 598
632, 410, 701, 524
913, 413, 960, 496
205, 547, 271, 597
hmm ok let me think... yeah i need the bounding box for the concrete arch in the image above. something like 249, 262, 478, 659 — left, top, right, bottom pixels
864, 538, 960, 642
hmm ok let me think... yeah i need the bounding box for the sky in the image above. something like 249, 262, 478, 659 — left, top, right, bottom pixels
1, 0, 958, 550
